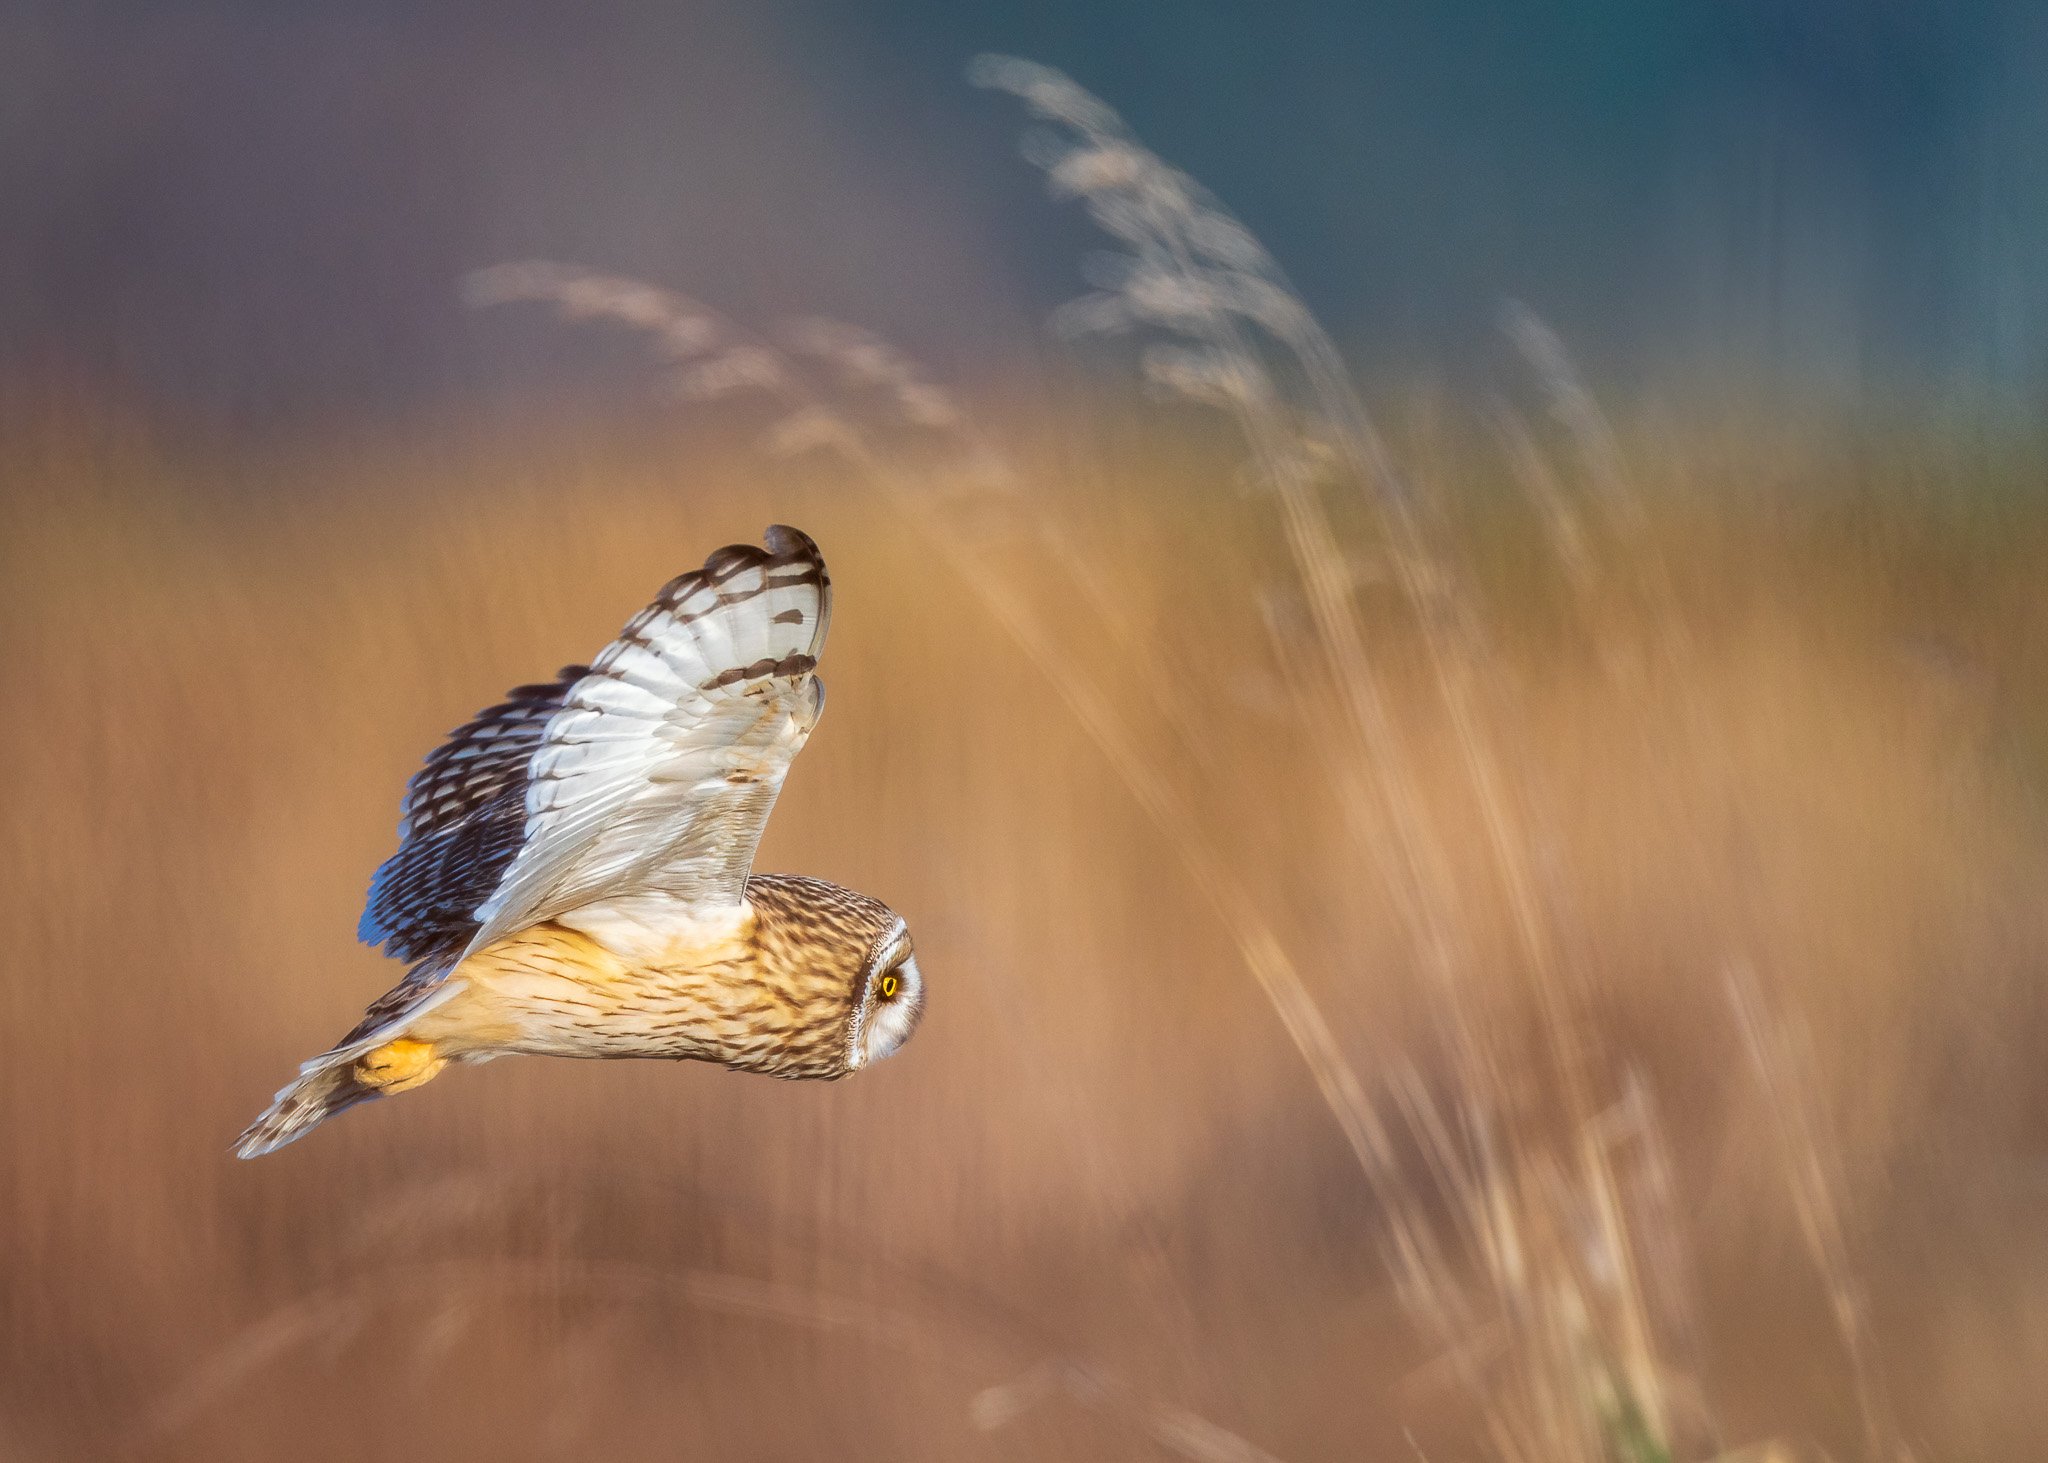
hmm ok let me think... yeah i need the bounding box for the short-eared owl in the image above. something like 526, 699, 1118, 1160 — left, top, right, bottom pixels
237, 526, 924, 1158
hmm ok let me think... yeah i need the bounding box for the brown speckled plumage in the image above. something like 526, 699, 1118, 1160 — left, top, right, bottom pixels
236, 528, 926, 1157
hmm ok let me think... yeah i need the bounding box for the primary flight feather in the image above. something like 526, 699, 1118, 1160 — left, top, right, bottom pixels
238, 526, 925, 1158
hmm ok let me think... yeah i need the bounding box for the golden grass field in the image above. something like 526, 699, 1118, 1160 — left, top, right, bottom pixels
2, 386, 2045, 1462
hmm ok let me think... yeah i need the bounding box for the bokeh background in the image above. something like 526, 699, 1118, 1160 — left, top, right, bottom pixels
2, 3, 2045, 1461
8, 0, 2048, 424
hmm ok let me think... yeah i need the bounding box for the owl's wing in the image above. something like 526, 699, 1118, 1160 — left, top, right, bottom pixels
358, 668, 588, 965
469, 524, 830, 951
358, 526, 831, 968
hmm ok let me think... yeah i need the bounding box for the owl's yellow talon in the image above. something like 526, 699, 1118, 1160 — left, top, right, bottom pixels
353, 1038, 446, 1094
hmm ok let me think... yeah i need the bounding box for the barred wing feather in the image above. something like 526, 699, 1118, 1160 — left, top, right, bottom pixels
357, 525, 831, 970
468, 525, 830, 949
358, 669, 586, 965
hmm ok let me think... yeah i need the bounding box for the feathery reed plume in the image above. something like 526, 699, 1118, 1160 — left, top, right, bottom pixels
470, 214, 1664, 1463
973, 54, 1717, 1461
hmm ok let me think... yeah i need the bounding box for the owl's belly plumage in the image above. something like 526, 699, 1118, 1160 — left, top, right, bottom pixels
413, 914, 856, 1079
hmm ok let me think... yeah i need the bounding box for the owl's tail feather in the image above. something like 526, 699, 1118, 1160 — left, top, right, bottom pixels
233, 1061, 381, 1159
235, 977, 468, 1159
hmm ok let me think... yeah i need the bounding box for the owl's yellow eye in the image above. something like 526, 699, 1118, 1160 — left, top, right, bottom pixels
878, 971, 901, 1000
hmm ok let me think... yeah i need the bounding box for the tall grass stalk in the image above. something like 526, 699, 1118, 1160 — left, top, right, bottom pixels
971, 55, 1709, 1461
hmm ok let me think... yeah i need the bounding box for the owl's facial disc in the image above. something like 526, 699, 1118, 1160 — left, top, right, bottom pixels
851, 927, 924, 1070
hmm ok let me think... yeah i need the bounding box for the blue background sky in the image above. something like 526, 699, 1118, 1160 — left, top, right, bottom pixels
3, 0, 2042, 425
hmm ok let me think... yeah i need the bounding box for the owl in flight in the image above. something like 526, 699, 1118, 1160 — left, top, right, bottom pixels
237, 526, 924, 1158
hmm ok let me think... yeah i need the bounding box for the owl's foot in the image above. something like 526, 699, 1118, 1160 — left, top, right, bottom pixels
353, 1038, 446, 1094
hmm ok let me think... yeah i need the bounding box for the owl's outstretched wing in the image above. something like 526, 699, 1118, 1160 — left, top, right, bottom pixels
469, 525, 830, 948
359, 669, 584, 965
357, 525, 831, 969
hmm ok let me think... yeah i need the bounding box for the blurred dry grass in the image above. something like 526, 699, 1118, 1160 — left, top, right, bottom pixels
1, 387, 2046, 1462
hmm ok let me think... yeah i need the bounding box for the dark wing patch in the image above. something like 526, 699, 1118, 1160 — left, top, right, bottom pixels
357, 665, 586, 963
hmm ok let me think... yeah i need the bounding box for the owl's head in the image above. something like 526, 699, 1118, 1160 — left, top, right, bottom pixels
745, 874, 926, 1075
846, 918, 925, 1071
